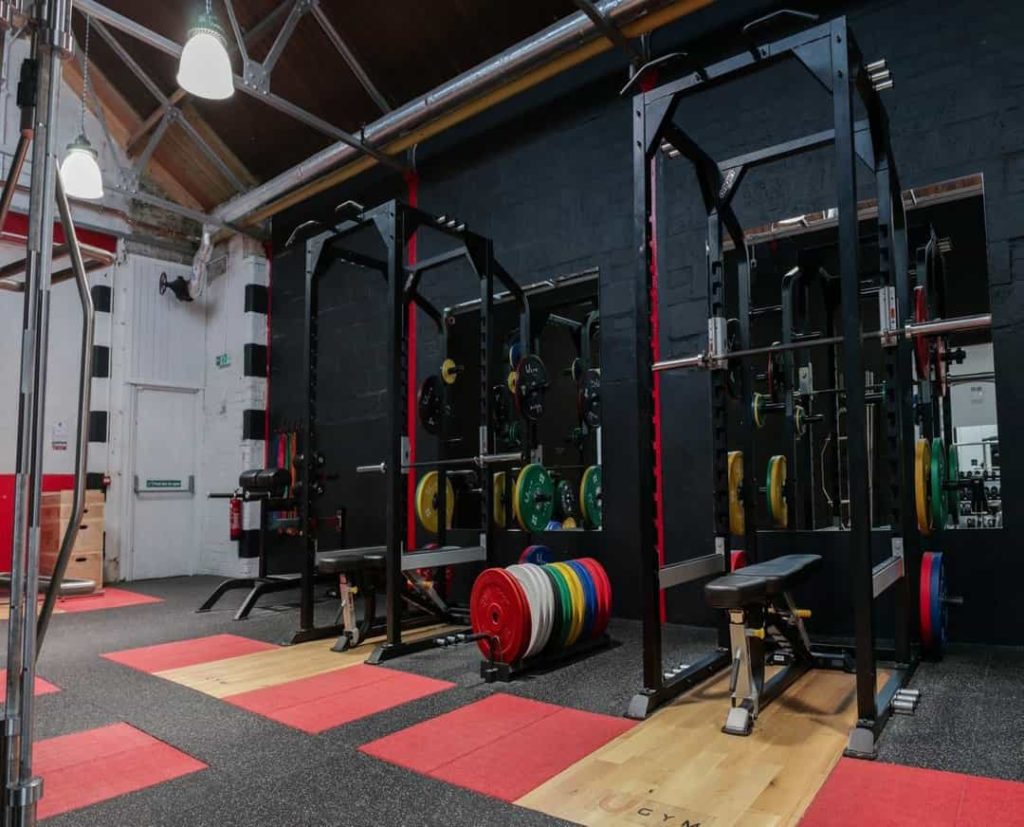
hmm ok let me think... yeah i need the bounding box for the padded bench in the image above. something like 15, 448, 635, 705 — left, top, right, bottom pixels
705, 553, 821, 609
316, 547, 386, 575
703, 553, 822, 736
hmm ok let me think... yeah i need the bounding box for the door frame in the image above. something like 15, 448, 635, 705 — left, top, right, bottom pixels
123, 381, 202, 581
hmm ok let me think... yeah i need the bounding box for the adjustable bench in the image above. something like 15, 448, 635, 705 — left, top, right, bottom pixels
317, 546, 461, 652
705, 553, 821, 735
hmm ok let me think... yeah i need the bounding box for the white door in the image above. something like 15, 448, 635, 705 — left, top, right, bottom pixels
130, 386, 199, 580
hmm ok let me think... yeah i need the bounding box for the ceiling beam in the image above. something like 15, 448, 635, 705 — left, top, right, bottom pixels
76, 0, 404, 172
62, 54, 205, 211
310, 1, 391, 113
90, 18, 249, 193
127, 1, 291, 154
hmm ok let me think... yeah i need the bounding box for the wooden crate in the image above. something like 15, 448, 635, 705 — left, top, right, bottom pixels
40, 490, 104, 591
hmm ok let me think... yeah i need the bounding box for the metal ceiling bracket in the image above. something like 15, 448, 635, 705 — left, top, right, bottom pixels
242, 59, 270, 94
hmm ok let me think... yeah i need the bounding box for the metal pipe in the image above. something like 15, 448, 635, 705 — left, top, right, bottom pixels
653, 313, 994, 373
211, 0, 682, 225
5, 3, 64, 819
904, 313, 991, 339
37, 175, 94, 654
0, 133, 30, 230
74, 0, 400, 170
357, 451, 523, 474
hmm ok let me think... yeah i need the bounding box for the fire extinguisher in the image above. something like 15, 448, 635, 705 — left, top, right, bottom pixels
229, 496, 243, 541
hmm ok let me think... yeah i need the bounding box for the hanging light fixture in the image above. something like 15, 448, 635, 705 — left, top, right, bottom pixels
60, 14, 104, 200
177, 0, 234, 100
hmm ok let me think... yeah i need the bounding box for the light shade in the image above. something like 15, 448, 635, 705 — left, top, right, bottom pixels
59, 135, 104, 200
176, 15, 234, 100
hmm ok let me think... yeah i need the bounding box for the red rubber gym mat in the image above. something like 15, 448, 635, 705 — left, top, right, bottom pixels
58, 587, 163, 613
102, 633, 277, 674
35, 722, 206, 819
360, 693, 634, 801
801, 757, 1024, 826
0, 669, 59, 698
224, 664, 454, 734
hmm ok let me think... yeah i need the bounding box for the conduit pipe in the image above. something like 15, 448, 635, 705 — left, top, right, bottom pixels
212, 0, 710, 228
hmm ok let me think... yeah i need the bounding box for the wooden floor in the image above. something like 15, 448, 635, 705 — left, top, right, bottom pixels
518, 668, 875, 827
157, 624, 453, 699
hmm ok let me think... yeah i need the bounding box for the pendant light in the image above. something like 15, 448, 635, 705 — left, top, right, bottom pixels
177, 0, 234, 100
60, 15, 103, 200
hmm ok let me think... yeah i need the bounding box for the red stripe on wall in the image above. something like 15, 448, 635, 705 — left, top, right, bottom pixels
1, 212, 117, 254
640, 71, 666, 623
405, 172, 420, 551
0, 474, 77, 573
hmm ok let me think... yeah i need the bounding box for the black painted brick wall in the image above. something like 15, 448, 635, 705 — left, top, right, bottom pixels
272, 0, 1024, 642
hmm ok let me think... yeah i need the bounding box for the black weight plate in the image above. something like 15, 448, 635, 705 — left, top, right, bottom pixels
418, 376, 443, 435
491, 384, 513, 432
556, 478, 578, 521
521, 389, 545, 421
516, 355, 548, 395
579, 369, 600, 429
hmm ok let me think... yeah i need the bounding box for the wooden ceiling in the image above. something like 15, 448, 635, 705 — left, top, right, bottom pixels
77, 1, 579, 213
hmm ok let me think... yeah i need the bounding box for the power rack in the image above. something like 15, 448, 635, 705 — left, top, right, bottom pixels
624, 13, 990, 756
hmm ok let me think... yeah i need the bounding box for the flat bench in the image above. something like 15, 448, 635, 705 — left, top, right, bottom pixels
316, 547, 386, 574
703, 553, 821, 736
705, 554, 821, 608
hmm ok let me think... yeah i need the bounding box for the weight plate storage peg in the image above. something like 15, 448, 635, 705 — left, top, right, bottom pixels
919, 551, 948, 656
930, 437, 947, 530
728, 451, 745, 536
470, 568, 530, 664
415, 471, 455, 533
914, 438, 932, 536
513, 464, 555, 532
766, 455, 788, 528
580, 465, 602, 529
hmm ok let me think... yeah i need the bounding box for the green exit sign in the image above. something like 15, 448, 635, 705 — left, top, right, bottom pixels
215, 353, 231, 368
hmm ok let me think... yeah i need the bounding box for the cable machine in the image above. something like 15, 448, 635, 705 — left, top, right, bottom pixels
625, 13, 991, 756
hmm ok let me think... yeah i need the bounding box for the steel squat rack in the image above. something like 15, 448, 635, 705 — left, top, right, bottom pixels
625, 12, 990, 757
1, 1, 101, 824
287, 201, 532, 658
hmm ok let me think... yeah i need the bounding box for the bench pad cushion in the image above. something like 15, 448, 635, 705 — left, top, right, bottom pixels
704, 553, 821, 609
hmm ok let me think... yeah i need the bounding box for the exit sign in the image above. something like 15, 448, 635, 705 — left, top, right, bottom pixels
215, 353, 231, 368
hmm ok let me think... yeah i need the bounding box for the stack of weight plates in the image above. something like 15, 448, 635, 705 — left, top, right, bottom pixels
469, 558, 612, 665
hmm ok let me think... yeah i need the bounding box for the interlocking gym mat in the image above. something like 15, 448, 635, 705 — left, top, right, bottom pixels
34, 722, 205, 819
102, 633, 277, 673
801, 757, 1024, 826
360, 693, 634, 802
0, 668, 58, 698
224, 664, 454, 734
